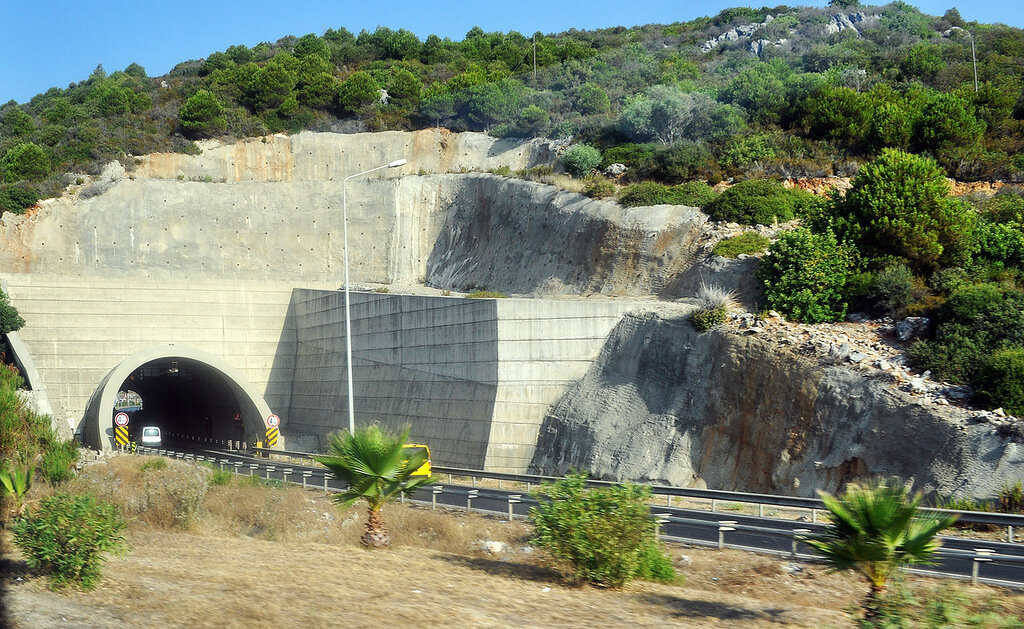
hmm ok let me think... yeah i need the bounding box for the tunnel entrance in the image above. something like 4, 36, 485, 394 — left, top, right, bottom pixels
83, 345, 277, 451
116, 359, 249, 444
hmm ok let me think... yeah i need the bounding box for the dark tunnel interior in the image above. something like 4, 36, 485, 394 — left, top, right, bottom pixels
115, 358, 247, 443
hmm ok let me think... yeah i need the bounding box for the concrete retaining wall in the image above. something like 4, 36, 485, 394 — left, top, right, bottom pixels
284, 291, 635, 470
3, 274, 637, 471
0, 273, 309, 434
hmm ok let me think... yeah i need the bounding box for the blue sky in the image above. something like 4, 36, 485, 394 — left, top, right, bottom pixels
3, 1, 1023, 105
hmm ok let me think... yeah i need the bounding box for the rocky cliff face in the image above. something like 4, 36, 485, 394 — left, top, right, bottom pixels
530, 312, 1024, 498
424, 174, 708, 296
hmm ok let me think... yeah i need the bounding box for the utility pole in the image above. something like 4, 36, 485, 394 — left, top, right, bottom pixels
533, 34, 537, 86
971, 31, 979, 93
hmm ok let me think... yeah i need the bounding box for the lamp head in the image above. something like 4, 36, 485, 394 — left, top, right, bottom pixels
387, 159, 408, 168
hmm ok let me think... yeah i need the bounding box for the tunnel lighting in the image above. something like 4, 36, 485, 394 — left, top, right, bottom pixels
341, 157, 407, 435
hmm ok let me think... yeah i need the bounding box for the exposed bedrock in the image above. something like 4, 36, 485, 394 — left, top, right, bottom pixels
530, 312, 1024, 498
425, 174, 708, 296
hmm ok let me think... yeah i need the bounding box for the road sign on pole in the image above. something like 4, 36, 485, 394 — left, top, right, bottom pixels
266, 414, 280, 428
114, 412, 129, 427
115, 425, 129, 447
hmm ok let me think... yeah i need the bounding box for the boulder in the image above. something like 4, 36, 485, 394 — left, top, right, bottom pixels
603, 163, 627, 177
896, 317, 930, 341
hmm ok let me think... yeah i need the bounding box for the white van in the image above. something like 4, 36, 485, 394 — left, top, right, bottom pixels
141, 426, 162, 446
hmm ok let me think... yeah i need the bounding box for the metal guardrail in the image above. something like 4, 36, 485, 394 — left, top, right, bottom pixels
248, 447, 1024, 532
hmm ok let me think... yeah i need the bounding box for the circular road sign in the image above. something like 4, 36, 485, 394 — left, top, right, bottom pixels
114, 412, 130, 427
266, 414, 280, 428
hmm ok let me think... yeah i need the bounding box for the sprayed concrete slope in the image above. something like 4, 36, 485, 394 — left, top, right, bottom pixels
1, 130, 708, 298
530, 312, 1024, 497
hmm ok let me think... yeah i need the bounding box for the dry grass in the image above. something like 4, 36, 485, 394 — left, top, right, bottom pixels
5, 456, 1024, 628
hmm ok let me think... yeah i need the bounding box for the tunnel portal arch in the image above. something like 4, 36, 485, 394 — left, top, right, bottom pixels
83, 345, 277, 451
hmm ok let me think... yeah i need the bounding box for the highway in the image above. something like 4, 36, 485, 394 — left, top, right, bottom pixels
148, 443, 1024, 588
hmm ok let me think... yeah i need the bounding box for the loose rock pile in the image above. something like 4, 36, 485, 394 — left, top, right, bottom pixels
724, 311, 1022, 438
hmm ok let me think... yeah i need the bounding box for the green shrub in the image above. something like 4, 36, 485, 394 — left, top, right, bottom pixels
582, 175, 617, 199
867, 264, 915, 318
465, 290, 507, 299
619, 181, 671, 207
975, 348, 1024, 415
705, 179, 808, 225
712, 232, 769, 258
12, 492, 126, 589
0, 183, 40, 215
910, 284, 1024, 386
530, 472, 674, 587
140, 457, 167, 472
619, 181, 718, 208
0, 288, 25, 334
209, 468, 235, 486
759, 228, 856, 323
974, 220, 1024, 268
178, 89, 227, 138
720, 133, 777, 168
649, 141, 715, 183
691, 307, 727, 332
1000, 482, 1024, 514
636, 539, 679, 584
561, 144, 602, 178
671, 181, 718, 208
0, 366, 48, 468
832, 149, 975, 273
600, 143, 656, 170
39, 439, 78, 484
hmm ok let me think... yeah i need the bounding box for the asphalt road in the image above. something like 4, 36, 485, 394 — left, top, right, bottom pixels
153, 443, 1024, 587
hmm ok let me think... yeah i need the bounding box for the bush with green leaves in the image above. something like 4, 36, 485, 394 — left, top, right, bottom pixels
178, 89, 227, 138
974, 220, 1024, 268
705, 179, 815, 225
671, 181, 718, 207
619, 181, 718, 208
691, 307, 727, 332
712, 232, 769, 258
0, 183, 40, 215
39, 439, 78, 484
1, 143, 50, 183
599, 143, 655, 170
975, 349, 1024, 415
909, 283, 1024, 387
866, 264, 915, 318
561, 143, 601, 178
530, 472, 675, 587
759, 227, 856, 323
832, 149, 975, 273
1, 288, 25, 334
0, 364, 77, 485
13, 491, 127, 589
582, 175, 616, 199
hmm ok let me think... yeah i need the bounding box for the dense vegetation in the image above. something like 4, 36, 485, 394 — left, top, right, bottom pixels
3, 2, 1024, 215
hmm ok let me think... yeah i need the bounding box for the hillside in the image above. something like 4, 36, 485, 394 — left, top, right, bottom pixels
2, 2, 1024, 217
3, 2, 1024, 497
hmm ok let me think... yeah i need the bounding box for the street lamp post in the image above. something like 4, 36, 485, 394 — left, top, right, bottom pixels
341, 158, 407, 435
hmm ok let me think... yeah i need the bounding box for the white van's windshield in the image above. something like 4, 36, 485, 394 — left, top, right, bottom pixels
143, 427, 160, 436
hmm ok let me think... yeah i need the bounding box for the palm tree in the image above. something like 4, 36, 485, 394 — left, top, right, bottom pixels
314, 425, 434, 548
805, 480, 957, 622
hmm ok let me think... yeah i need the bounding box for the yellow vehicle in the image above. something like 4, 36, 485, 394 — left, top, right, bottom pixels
403, 443, 432, 477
